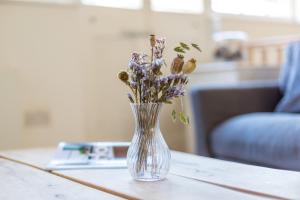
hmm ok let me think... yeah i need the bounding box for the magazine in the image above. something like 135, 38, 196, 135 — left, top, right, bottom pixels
46, 142, 130, 171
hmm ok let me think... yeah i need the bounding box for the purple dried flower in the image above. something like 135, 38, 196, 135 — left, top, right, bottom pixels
165, 85, 185, 100
142, 68, 148, 76
160, 77, 168, 83
152, 58, 164, 68
167, 74, 176, 81
154, 79, 161, 88
156, 38, 166, 49
131, 52, 140, 63
130, 81, 137, 89
129, 52, 149, 72
129, 61, 140, 71
153, 48, 162, 59
153, 38, 166, 59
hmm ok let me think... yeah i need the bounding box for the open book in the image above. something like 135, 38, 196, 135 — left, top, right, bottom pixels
46, 142, 130, 170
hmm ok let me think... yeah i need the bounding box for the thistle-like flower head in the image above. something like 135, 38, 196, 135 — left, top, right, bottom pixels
118, 71, 129, 82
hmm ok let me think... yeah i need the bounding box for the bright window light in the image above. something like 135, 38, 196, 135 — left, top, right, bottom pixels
9, 0, 74, 4
81, 0, 142, 10
151, 0, 204, 14
211, 0, 293, 19
296, 0, 300, 22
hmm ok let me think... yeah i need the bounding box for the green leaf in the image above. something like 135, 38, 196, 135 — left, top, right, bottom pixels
174, 47, 186, 53
191, 43, 202, 52
180, 42, 190, 50
179, 112, 189, 125
171, 110, 176, 122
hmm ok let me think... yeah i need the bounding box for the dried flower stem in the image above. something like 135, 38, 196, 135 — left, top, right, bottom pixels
131, 103, 161, 174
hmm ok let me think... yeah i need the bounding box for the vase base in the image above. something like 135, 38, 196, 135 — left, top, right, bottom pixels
133, 176, 166, 182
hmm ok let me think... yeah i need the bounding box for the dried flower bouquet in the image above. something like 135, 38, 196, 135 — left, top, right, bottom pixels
118, 35, 201, 181
118, 35, 201, 124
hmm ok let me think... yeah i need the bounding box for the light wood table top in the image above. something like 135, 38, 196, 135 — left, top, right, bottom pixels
1, 148, 299, 200
0, 158, 119, 200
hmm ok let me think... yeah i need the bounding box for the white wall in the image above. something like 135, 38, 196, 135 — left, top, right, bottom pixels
0, 3, 86, 148
0, 1, 299, 151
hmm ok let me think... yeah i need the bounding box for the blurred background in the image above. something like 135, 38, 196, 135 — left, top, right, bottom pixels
1, 0, 299, 152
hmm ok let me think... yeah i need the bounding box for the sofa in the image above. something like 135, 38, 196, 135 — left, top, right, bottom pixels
189, 81, 300, 171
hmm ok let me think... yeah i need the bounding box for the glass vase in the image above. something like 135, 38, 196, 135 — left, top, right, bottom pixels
127, 103, 171, 181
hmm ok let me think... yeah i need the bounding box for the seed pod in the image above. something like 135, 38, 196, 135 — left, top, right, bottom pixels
118, 71, 129, 82
170, 55, 184, 74
182, 58, 197, 74
150, 34, 156, 47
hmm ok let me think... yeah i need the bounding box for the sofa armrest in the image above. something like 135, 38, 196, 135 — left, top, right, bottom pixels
189, 81, 282, 156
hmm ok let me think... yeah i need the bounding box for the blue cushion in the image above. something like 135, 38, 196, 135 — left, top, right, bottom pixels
211, 113, 300, 170
276, 42, 300, 112
278, 42, 294, 92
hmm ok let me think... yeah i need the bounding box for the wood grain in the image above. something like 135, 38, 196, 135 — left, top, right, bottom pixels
171, 151, 300, 199
0, 148, 53, 169
55, 166, 259, 200
0, 148, 260, 200
0, 158, 121, 200
5, 148, 300, 199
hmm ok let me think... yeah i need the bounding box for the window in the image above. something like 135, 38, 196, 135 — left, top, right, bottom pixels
81, 0, 142, 10
211, 0, 293, 19
296, 0, 300, 22
9, 0, 74, 4
151, 0, 204, 14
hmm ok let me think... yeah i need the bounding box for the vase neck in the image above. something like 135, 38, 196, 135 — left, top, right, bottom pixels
131, 103, 162, 130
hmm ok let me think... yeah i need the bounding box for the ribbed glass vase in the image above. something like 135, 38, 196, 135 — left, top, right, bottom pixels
127, 103, 171, 181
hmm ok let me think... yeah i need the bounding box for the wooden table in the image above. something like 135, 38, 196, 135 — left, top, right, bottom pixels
1, 148, 300, 200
